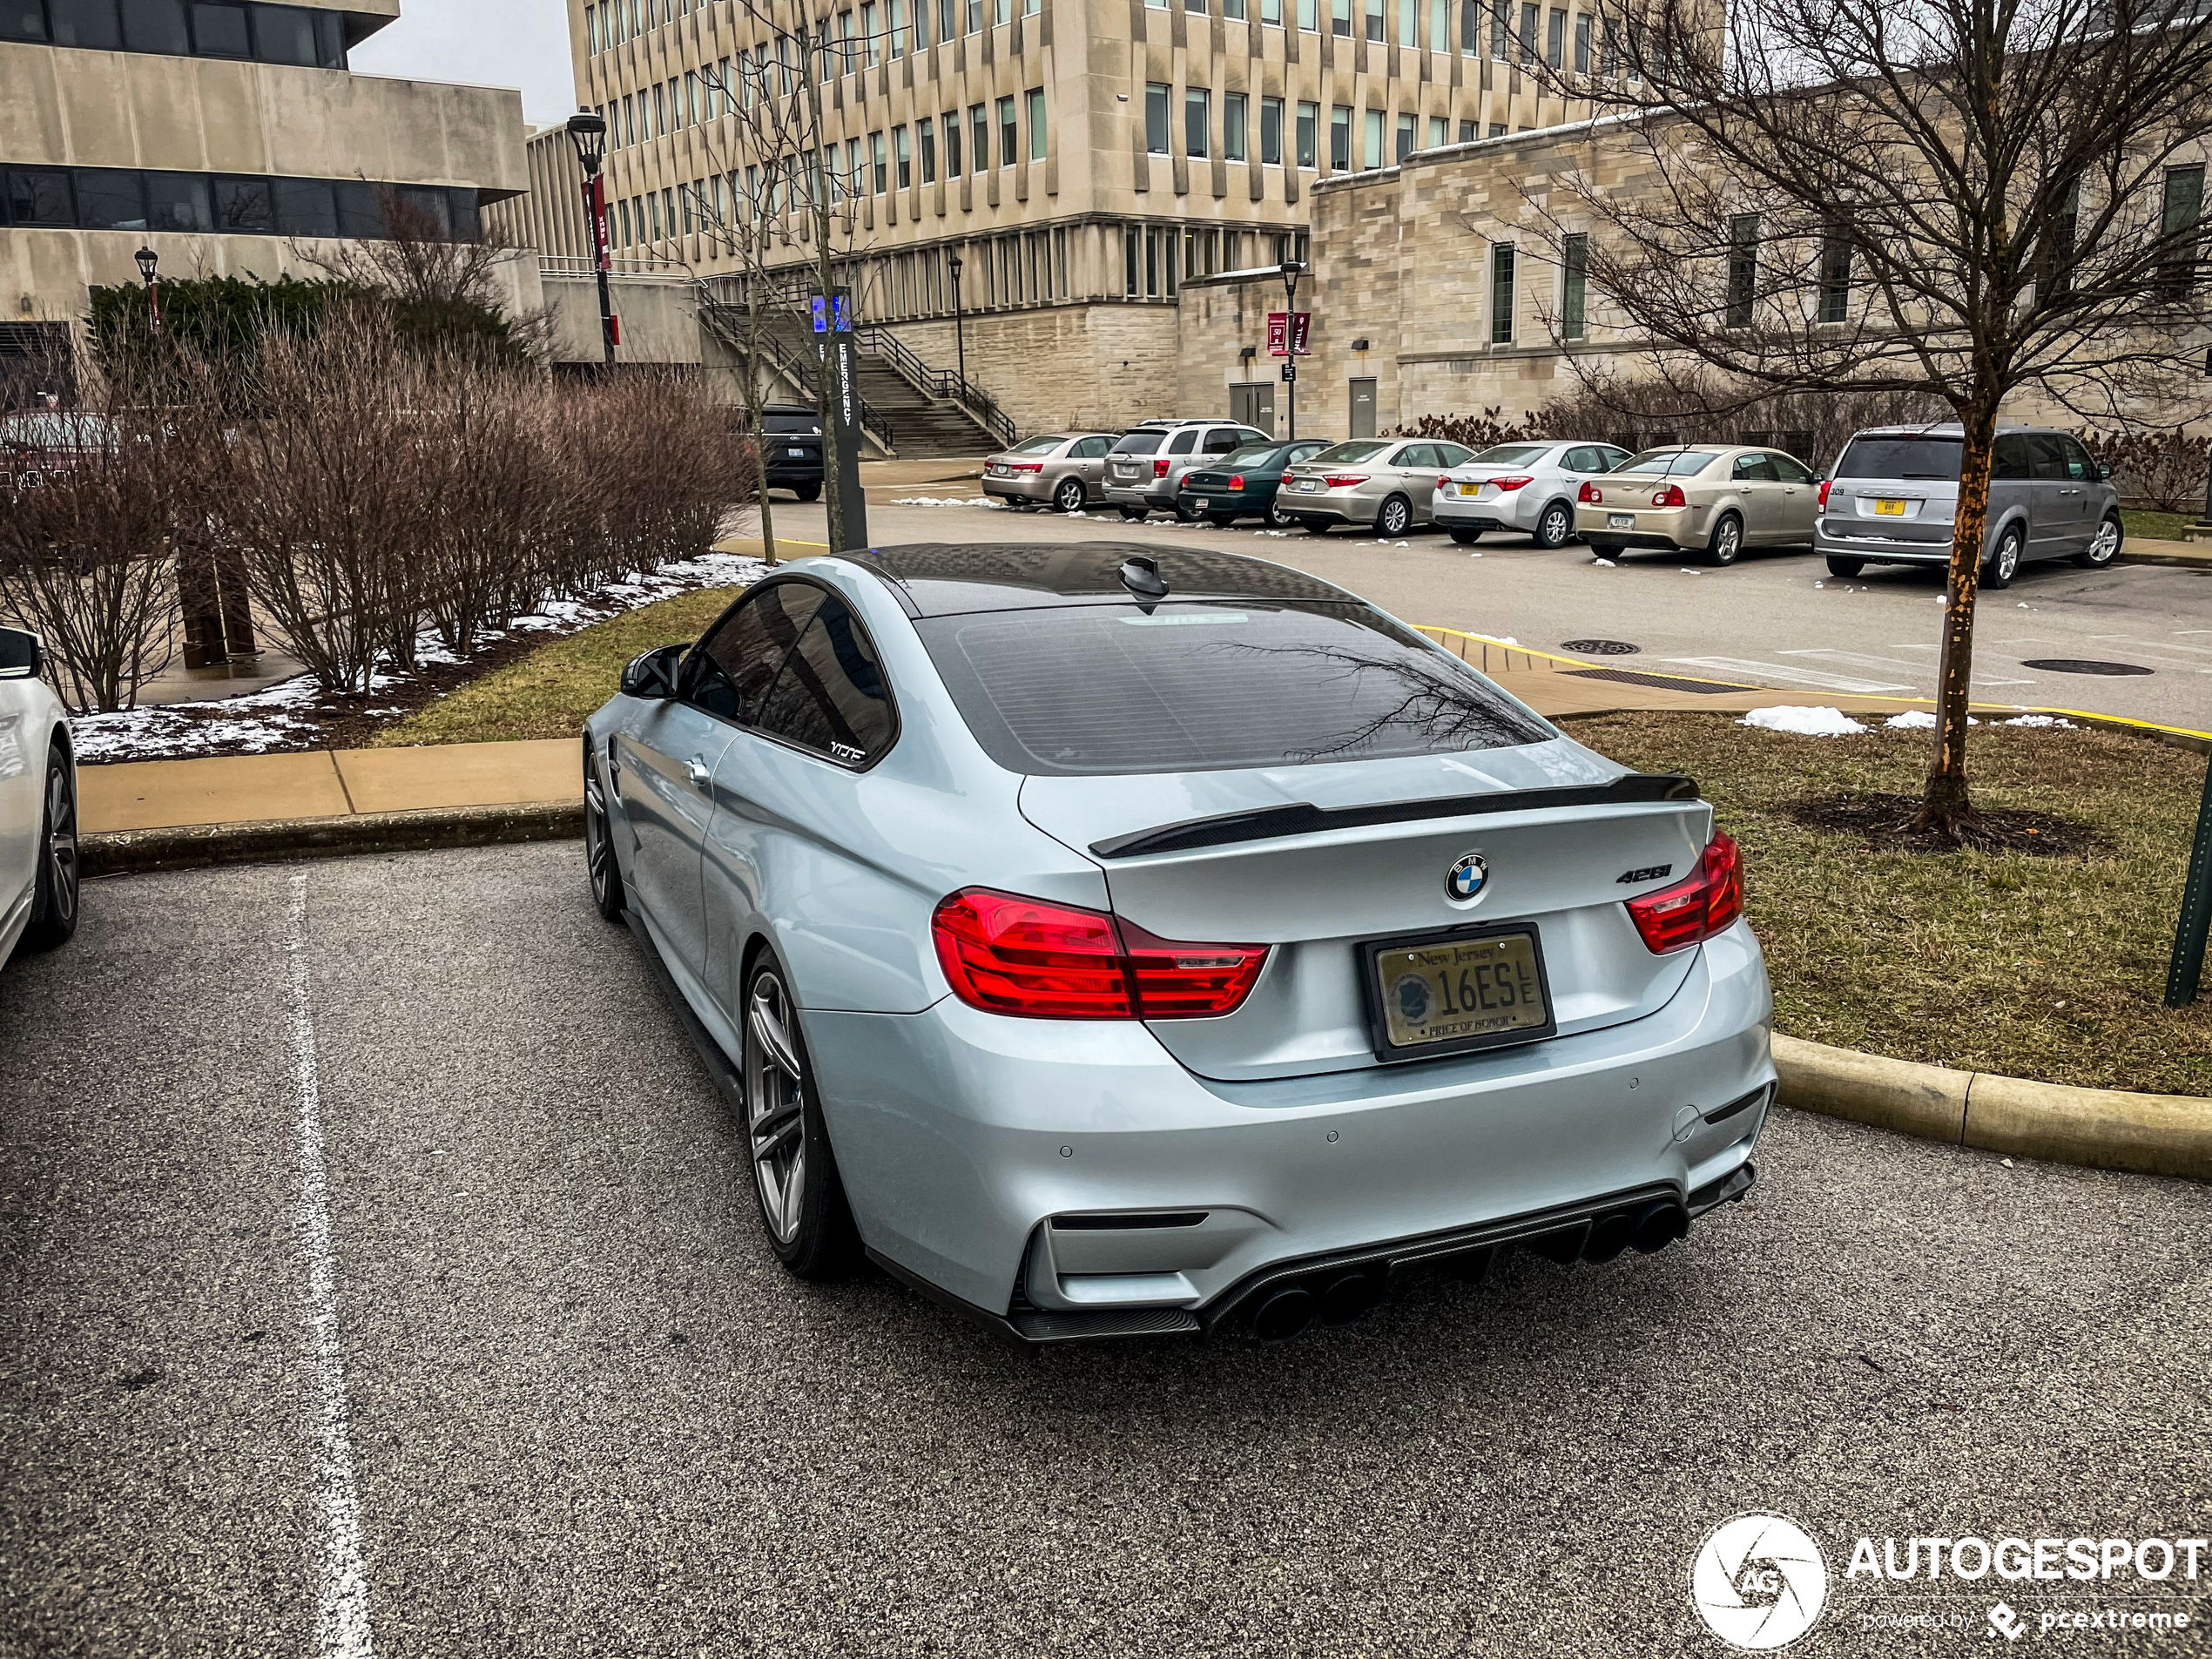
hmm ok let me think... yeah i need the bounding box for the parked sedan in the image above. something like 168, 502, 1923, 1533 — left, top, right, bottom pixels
1433, 440, 1634, 548
1, 626, 78, 966
1174, 438, 1334, 527
1575, 445, 1820, 565
1816, 425, 2121, 588
1279, 439, 1478, 536
981, 432, 1118, 513
583, 543, 1772, 1345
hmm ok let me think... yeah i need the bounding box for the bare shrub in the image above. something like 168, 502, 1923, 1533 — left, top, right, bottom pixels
414, 358, 561, 656
2073, 429, 2211, 514
0, 357, 212, 711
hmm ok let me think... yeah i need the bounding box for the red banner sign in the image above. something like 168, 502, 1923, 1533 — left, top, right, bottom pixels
1267, 312, 1312, 356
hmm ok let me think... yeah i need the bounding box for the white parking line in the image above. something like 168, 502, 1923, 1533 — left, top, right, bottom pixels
1776, 649, 1929, 672
1662, 656, 1912, 692
287, 871, 376, 1659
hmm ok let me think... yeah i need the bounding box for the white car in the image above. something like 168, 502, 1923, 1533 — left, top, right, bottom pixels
1, 625, 78, 965
1433, 441, 1635, 549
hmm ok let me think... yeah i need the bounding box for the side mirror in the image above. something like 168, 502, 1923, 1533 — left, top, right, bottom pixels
2097, 462, 2114, 482
0, 626, 42, 681
619, 642, 687, 700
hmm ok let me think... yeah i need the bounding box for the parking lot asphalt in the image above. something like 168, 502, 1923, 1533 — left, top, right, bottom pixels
763, 496, 2212, 731
4, 844, 2209, 1657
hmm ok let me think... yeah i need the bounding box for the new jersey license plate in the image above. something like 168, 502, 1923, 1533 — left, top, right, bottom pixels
1364, 927, 1554, 1059
1608, 512, 1635, 529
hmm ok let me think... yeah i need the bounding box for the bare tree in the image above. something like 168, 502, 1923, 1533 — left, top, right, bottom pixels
1525, 0, 2212, 834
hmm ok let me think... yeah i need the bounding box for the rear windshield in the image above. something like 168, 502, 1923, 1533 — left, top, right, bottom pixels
1471, 443, 1554, 466
1010, 435, 1063, 455
1622, 449, 1721, 476
1218, 445, 1283, 469
1306, 441, 1391, 466
1110, 432, 1165, 455
762, 411, 820, 435
1835, 435, 1963, 481
915, 601, 1551, 776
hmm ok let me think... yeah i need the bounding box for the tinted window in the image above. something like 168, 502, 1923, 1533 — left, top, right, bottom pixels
1110, 432, 1164, 455
1770, 453, 1816, 483
213, 174, 274, 231
4, 169, 74, 226
1836, 435, 1963, 481
273, 176, 337, 237
1071, 435, 1111, 458
1, 0, 51, 39
752, 596, 894, 764
144, 172, 212, 232
1433, 444, 1474, 467
1310, 441, 1390, 465
51, 0, 123, 46
1203, 428, 1242, 454
74, 168, 146, 230
120, 0, 188, 51
2059, 436, 2098, 482
334, 181, 384, 238
691, 582, 824, 720
1168, 429, 1198, 455
1472, 443, 1552, 466
1993, 435, 2032, 481
1221, 445, 1283, 469
1395, 444, 1437, 469
916, 601, 1552, 777
191, 0, 248, 53
761, 409, 820, 434
1731, 453, 1777, 482
2027, 435, 2067, 481
249, 0, 315, 61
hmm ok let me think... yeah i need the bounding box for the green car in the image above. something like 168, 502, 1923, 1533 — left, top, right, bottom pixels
1176, 439, 1334, 528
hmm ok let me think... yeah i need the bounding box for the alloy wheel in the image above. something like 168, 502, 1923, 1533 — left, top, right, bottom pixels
745, 970, 809, 1245
44, 762, 76, 928
1709, 516, 1742, 565
1055, 477, 1085, 513
1539, 504, 1573, 549
2081, 517, 2121, 566
584, 772, 612, 907
1987, 529, 2021, 588
1378, 496, 1411, 536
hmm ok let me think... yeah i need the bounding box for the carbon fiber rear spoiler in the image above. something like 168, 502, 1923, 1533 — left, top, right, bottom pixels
1087, 772, 1702, 860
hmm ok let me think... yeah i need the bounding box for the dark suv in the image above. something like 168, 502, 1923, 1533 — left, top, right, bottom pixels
756, 404, 825, 501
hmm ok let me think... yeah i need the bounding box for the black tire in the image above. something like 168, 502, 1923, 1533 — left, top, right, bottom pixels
1264, 498, 1296, 529
1584, 537, 1624, 556
1117, 505, 1148, 522
1298, 516, 1332, 535
1984, 524, 2023, 590
1172, 496, 1204, 523
2075, 514, 2122, 569
1052, 475, 1086, 514
1824, 555, 1866, 578
583, 738, 625, 923
20, 747, 78, 953
794, 482, 821, 502
1704, 512, 1744, 567
1207, 514, 1238, 528
1449, 527, 1484, 546
1534, 500, 1575, 550
740, 948, 860, 1279
1376, 495, 1413, 537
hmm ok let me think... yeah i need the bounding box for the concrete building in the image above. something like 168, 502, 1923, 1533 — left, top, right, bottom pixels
563, 0, 1600, 431
1, 0, 535, 368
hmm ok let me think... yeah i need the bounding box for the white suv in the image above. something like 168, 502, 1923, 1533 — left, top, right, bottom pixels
1433, 441, 1634, 548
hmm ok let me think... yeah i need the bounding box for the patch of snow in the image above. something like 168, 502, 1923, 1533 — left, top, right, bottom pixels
2004, 713, 2076, 728
890, 495, 993, 507
1679, 568, 1703, 575
1591, 557, 1615, 567
1740, 705, 1868, 737
1885, 710, 1980, 729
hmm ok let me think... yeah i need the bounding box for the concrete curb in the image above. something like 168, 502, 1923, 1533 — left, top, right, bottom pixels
82, 800, 583, 878
1773, 1034, 2212, 1182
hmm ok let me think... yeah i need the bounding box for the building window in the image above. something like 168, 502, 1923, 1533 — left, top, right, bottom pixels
2160, 165, 2203, 297
1574, 10, 1590, 70
1185, 88, 1210, 158
971, 103, 988, 170
995, 95, 1015, 167
1331, 0, 1350, 35
1297, 101, 1318, 167
1125, 225, 1141, 296
860, 0, 879, 60
1518, 1, 1536, 58
1262, 0, 1281, 18
1260, 95, 1283, 163
1330, 105, 1351, 169
1145, 82, 1170, 153
1546, 5, 1563, 65
1726, 212, 1759, 327
1561, 231, 1587, 337
1458, 118, 1475, 142
1490, 242, 1514, 342
1027, 87, 1047, 159
1488, 121, 1506, 137
944, 109, 962, 172
919, 116, 937, 183
895, 125, 911, 187
1224, 0, 1245, 18
888, 0, 906, 54
938, 0, 954, 37
871, 130, 887, 192
1297, 0, 1315, 24
1224, 92, 1248, 161
1490, 0, 1506, 57
1460, 0, 1479, 51
3, 0, 348, 65
1396, 111, 1414, 162
1428, 115, 1447, 147
1819, 233, 1851, 323
1363, 107, 1384, 168
1397, 0, 1413, 42
1187, 0, 1207, 14
1430, 0, 1446, 49
1364, 0, 1381, 40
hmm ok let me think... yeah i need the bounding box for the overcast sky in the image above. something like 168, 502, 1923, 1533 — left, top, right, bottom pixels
348, 0, 580, 130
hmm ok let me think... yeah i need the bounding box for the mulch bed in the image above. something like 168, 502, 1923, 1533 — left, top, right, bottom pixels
1785, 792, 2111, 859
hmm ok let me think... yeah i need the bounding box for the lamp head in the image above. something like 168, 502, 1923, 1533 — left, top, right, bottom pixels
134, 246, 158, 282
566, 108, 610, 177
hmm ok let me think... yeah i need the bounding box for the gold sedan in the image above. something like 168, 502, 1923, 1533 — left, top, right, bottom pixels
1574, 446, 1822, 566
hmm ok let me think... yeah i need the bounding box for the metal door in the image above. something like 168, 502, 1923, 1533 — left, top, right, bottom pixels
1231, 382, 1278, 435
1349, 379, 1377, 439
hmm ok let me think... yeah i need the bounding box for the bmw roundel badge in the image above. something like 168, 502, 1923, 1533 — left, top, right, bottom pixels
1446, 852, 1489, 902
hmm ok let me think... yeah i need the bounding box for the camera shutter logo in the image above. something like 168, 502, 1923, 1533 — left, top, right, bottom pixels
1689, 1513, 1829, 1650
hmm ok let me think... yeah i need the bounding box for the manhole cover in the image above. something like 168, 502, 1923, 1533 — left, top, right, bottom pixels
2020, 659, 2154, 677
1561, 639, 1640, 656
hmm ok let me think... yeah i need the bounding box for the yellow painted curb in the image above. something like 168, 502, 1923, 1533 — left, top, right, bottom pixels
1772, 1033, 2211, 1182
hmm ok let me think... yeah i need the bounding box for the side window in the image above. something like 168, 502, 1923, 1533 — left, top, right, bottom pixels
1073, 435, 1110, 458
1204, 428, 1242, 454
752, 594, 896, 765
1168, 428, 1199, 455
2058, 436, 2096, 481
1433, 443, 1474, 467
691, 581, 824, 721
1395, 443, 1435, 469
1770, 453, 1815, 484
1567, 446, 1603, 472
1732, 453, 1777, 482
2027, 435, 2067, 481
1993, 435, 2032, 480
1600, 446, 1632, 471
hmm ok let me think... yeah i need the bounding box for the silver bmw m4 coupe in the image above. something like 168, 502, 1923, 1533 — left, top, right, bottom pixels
583, 544, 1773, 1344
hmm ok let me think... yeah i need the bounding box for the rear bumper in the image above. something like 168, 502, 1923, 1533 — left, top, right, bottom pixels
982, 475, 1053, 502
1178, 488, 1264, 517
1576, 505, 1704, 549
1103, 480, 1176, 510
1434, 493, 1537, 529
805, 921, 1774, 1340
1816, 523, 1953, 563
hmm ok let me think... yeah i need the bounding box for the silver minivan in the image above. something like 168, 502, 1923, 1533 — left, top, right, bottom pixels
1816, 424, 2122, 587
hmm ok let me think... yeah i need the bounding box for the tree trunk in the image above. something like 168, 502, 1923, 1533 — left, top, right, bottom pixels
745, 288, 779, 567
1919, 401, 1999, 837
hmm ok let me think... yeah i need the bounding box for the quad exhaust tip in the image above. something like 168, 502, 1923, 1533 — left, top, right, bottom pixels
1251, 1268, 1386, 1340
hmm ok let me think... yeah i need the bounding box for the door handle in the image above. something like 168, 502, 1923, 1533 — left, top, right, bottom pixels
685, 757, 711, 786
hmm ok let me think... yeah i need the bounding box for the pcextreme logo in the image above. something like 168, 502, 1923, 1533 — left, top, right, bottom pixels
1689, 1513, 1831, 1651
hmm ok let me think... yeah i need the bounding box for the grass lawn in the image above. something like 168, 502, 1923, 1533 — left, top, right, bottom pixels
374, 584, 743, 748
1567, 712, 2211, 1096
2122, 508, 2196, 543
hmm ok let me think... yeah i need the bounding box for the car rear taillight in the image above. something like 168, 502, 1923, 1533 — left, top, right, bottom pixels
1010, 461, 1042, 473
931, 889, 1267, 1020
1579, 482, 1603, 503
1153, 457, 1171, 478
1228, 473, 1244, 489
1625, 833, 1743, 954
1323, 474, 1368, 489
1651, 483, 1687, 508
1817, 478, 1831, 510
1492, 474, 1534, 491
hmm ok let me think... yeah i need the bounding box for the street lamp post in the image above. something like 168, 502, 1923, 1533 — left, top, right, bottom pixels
133, 246, 161, 337
1279, 258, 1304, 442
948, 251, 967, 393
565, 110, 616, 367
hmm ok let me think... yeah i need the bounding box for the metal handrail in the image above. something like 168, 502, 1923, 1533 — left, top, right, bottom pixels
695, 288, 895, 452
853, 325, 1016, 449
